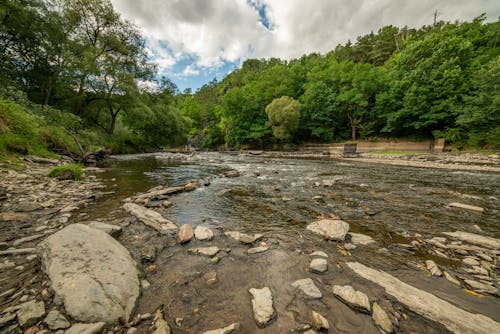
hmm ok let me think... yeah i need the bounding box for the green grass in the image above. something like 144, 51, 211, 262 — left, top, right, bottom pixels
47, 164, 83, 181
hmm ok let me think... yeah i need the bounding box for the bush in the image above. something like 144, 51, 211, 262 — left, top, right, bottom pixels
47, 164, 83, 181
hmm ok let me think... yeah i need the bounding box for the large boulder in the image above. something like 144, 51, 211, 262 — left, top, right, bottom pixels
39, 224, 139, 323
306, 219, 349, 241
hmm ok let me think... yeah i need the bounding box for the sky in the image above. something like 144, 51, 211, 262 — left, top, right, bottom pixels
110, 0, 500, 92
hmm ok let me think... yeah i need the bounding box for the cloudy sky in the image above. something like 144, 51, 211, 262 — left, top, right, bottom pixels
110, 0, 500, 92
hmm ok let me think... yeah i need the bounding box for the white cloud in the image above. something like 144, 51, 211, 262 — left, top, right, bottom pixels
181, 65, 200, 77
111, 0, 500, 72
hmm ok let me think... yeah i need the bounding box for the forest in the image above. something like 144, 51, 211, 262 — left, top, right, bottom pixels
1, 0, 499, 159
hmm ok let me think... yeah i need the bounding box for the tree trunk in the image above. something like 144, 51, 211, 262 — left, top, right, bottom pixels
43, 83, 53, 106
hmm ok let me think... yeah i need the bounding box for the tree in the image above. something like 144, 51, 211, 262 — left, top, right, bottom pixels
265, 96, 300, 142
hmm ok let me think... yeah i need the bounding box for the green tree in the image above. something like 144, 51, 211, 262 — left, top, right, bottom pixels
265, 96, 300, 142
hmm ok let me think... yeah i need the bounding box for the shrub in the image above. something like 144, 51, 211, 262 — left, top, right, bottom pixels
47, 164, 83, 181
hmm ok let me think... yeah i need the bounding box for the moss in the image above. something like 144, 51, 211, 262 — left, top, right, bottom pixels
47, 164, 84, 181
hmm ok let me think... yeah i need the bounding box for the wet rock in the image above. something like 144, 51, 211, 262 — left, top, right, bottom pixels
462, 257, 480, 266
372, 302, 393, 333
348, 233, 375, 245
16, 300, 45, 328
224, 170, 240, 178
65, 322, 105, 334
447, 202, 484, 212
464, 280, 498, 295
291, 278, 322, 299
443, 271, 461, 286
247, 246, 269, 254
425, 260, 442, 276
249, 287, 275, 327
39, 224, 139, 323
309, 258, 328, 273
332, 285, 370, 313
194, 226, 214, 241
310, 251, 328, 258
152, 308, 172, 334
87, 222, 122, 237
140, 245, 157, 263
123, 203, 177, 234
43, 310, 70, 330
203, 323, 241, 334
442, 231, 500, 250
347, 261, 500, 334
188, 247, 220, 257
311, 311, 329, 330
0, 313, 16, 327
225, 231, 263, 244
306, 219, 349, 241
178, 224, 194, 244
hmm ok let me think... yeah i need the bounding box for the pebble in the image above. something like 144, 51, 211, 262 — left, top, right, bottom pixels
309, 258, 328, 273
311, 311, 329, 330
247, 246, 269, 254
203, 323, 241, 334
188, 247, 220, 257
194, 226, 214, 241
425, 260, 442, 276
443, 271, 461, 286
178, 224, 194, 244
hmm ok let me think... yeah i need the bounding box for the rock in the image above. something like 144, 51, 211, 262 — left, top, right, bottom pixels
310, 251, 328, 258
464, 280, 498, 295
462, 257, 480, 266
443, 271, 461, 286
465, 266, 489, 276
141, 279, 151, 289
448, 202, 484, 212
309, 258, 328, 273
203, 323, 241, 334
123, 203, 177, 233
39, 224, 139, 323
65, 323, 106, 334
346, 262, 500, 334
332, 285, 370, 313
204, 271, 218, 285
0, 211, 29, 221
127, 328, 138, 334
348, 233, 375, 245
477, 253, 493, 262
0, 260, 15, 269
87, 222, 122, 237
225, 231, 263, 244
247, 246, 269, 254
306, 219, 349, 241
152, 308, 172, 334
194, 226, 214, 241
311, 311, 329, 330
178, 224, 194, 244
188, 247, 220, 257
425, 260, 442, 276
372, 302, 393, 333
161, 200, 172, 208
224, 170, 240, 178
43, 310, 70, 330
249, 287, 275, 327
442, 231, 500, 250
0, 313, 16, 326
16, 300, 45, 328
291, 278, 322, 299
0, 248, 36, 257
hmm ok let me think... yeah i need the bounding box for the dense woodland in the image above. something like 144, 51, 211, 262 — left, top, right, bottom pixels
1, 0, 499, 158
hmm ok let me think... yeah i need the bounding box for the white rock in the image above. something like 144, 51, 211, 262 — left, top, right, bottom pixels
448, 202, 484, 212
194, 226, 214, 241
225, 231, 262, 244
443, 231, 500, 250
425, 260, 442, 276
123, 203, 177, 233
188, 247, 220, 257
39, 224, 139, 323
249, 287, 275, 327
247, 246, 269, 254
332, 285, 370, 313
443, 271, 461, 286
65, 322, 106, 334
306, 219, 349, 241
462, 257, 480, 266
292, 278, 322, 299
347, 262, 500, 334
309, 258, 328, 273
311, 310, 329, 330
203, 323, 241, 334
349, 233, 375, 245
372, 302, 393, 333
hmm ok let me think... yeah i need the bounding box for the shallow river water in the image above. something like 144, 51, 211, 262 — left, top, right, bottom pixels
78, 153, 499, 333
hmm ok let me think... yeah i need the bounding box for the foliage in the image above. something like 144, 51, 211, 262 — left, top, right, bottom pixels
47, 164, 83, 181
265, 96, 300, 142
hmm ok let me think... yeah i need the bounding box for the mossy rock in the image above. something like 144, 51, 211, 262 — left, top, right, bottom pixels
48, 164, 83, 181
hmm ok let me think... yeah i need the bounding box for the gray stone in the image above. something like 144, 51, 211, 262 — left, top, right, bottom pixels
16, 300, 45, 328
372, 302, 393, 333
332, 285, 370, 313
425, 260, 442, 276
346, 262, 500, 334
194, 226, 214, 241
123, 203, 177, 233
310, 251, 328, 258
247, 246, 269, 254
306, 219, 349, 241
349, 233, 375, 245
249, 287, 275, 327
65, 322, 106, 334
311, 311, 329, 330
203, 323, 241, 334
225, 231, 262, 244
442, 231, 500, 250
87, 222, 122, 237
188, 247, 220, 257
44, 310, 70, 330
39, 224, 139, 323
178, 224, 194, 244
292, 278, 322, 299
309, 258, 328, 273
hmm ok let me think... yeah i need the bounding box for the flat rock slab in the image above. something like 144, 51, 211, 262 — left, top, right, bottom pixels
292, 278, 322, 299
348, 233, 375, 245
248, 246, 269, 254
123, 203, 177, 234
188, 247, 220, 257
87, 221, 122, 237
448, 202, 484, 212
44, 310, 70, 330
39, 224, 139, 323
332, 285, 370, 313
225, 231, 263, 244
306, 219, 349, 241
204, 323, 241, 334
347, 262, 500, 334
372, 302, 393, 333
65, 322, 106, 334
194, 226, 214, 241
249, 287, 275, 327
442, 231, 500, 250
309, 258, 328, 273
